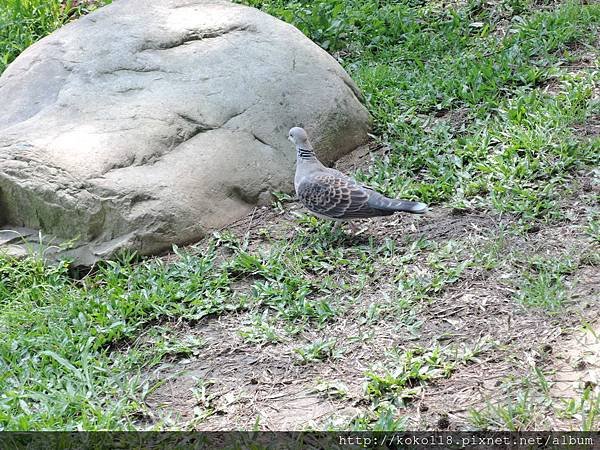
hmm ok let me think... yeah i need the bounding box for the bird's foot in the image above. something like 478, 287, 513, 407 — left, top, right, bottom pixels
350, 223, 368, 236
330, 221, 365, 236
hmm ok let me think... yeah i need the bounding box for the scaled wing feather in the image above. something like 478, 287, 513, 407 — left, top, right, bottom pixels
297, 174, 393, 219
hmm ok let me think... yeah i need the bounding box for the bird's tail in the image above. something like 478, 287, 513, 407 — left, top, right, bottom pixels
367, 191, 428, 214
364, 188, 428, 214
385, 199, 428, 214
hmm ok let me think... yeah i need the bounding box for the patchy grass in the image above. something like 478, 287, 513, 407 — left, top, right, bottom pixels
1, 0, 599, 431
0, 247, 241, 429
468, 368, 555, 430
514, 256, 577, 312
294, 338, 343, 364
561, 387, 600, 432
365, 346, 457, 406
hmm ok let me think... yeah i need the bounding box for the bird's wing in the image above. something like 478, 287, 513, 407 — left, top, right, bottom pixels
332, 169, 427, 214
297, 173, 393, 219
329, 167, 380, 193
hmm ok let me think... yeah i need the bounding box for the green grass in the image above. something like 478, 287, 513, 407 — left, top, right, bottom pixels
561, 387, 600, 431
365, 342, 486, 408
513, 256, 577, 311
0, 0, 112, 74
469, 372, 547, 430
469, 368, 567, 431
470, 361, 600, 431
238, 311, 285, 344
0, 246, 239, 429
294, 338, 343, 364
1, 0, 599, 430
365, 346, 456, 405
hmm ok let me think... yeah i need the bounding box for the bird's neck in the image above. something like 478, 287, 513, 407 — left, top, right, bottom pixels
296, 146, 316, 160
296, 149, 324, 170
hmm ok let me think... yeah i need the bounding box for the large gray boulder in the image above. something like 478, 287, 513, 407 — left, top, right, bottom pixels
0, 0, 370, 264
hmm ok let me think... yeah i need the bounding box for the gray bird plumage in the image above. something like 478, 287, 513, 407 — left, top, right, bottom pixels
288, 127, 427, 223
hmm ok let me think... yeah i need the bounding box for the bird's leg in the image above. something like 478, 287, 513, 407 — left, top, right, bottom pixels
332, 221, 341, 233
348, 222, 358, 234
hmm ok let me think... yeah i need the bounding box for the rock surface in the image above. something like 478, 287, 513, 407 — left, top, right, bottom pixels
0, 0, 370, 264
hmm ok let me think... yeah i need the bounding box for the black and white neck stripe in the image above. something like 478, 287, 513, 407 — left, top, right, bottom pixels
297, 147, 315, 159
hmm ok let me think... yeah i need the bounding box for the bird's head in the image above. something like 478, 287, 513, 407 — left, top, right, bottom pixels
288, 126, 315, 160
288, 127, 309, 147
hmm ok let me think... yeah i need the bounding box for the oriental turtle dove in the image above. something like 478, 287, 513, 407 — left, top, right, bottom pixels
288, 127, 427, 229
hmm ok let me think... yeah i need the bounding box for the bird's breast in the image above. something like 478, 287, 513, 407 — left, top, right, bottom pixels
294, 171, 305, 194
